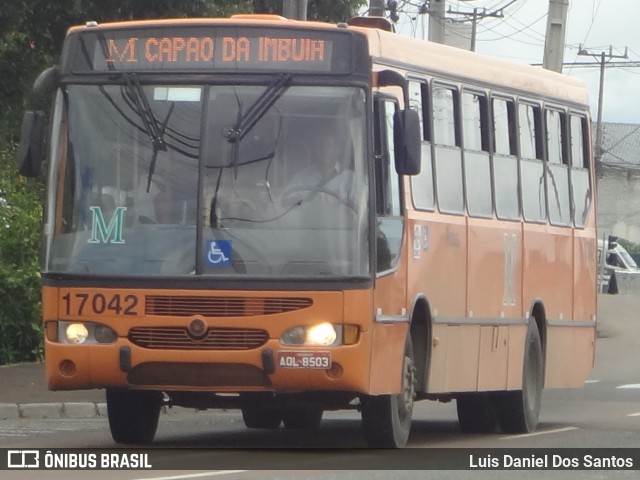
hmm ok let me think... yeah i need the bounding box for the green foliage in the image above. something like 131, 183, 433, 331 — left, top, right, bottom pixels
0, 142, 44, 364
253, 0, 366, 22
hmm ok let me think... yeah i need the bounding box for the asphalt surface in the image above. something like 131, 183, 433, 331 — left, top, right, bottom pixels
0, 294, 630, 420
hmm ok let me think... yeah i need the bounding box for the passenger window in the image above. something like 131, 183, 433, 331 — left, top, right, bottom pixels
546, 108, 570, 226
519, 103, 541, 160
462, 91, 487, 152
570, 114, 591, 227
546, 109, 566, 165
409, 80, 435, 211
463, 90, 492, 218
433, 86, 457, 147
409, 80, 430, 141
570, 115, 587, 168
493, 98, 515, 156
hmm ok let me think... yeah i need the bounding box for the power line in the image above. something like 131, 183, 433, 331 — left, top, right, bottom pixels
577, 46, 629, 164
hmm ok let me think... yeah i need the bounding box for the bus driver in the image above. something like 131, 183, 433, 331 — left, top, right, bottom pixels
280, 132, 356, 208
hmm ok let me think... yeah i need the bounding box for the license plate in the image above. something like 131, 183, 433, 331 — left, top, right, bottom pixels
277, 351, 332, 369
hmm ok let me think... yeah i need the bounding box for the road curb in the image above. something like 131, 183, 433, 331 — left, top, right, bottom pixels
0, 402, 106, 420
0, 402, 208, 420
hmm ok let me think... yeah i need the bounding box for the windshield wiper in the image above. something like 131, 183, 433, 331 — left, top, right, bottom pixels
209, 74, 291, 228
225, 73, 291, 177
123, 73, 173, 192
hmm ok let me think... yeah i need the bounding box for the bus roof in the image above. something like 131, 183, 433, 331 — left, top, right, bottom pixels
66, 15, 589, 107
359, 27, 590, 107
65, 15, 336, 35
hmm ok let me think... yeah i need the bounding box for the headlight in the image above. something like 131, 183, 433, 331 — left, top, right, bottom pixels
65, 323, 89, 344
306, 323, 337, 346
281, 323, 341, 347
58, 322, 117, 344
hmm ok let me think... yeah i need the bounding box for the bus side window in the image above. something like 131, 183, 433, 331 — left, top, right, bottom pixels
546, 108, 571, 226
463, 90, 492, 218
493, 97, 519, 220
374, 97, 403, 273
433, 84, 463, 214
409, 80, 434, 211
570, 114, 591, 227
518, 102, 547, 223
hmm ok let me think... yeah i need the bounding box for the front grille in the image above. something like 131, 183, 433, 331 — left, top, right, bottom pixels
127, 362, 271, 387
128, 326, 269, 350
145, 295, 312, 317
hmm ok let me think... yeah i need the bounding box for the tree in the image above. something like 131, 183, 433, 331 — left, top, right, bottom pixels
0, 147, 43, 364
252, 0, 365, 21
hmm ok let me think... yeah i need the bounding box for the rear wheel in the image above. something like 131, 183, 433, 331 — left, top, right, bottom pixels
361, 337, 415, 448
494, 321, 543, 433
107, 389, 163, 444
456, 393, 498, 433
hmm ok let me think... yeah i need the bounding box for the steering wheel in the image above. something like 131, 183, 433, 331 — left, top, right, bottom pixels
280, 185, 355, 210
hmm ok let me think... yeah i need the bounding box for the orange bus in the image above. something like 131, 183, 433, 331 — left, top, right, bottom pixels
19, 14, 596, 448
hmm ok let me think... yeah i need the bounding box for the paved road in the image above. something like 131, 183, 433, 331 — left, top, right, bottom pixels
0, 294, 638, 477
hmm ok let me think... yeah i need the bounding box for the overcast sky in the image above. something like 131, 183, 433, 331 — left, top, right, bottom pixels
389, 0, 640, 124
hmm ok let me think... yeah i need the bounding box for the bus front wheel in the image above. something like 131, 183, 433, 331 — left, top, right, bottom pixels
106, 389, 163, 444
493, 321, 543, 433
360, 337, 415, 448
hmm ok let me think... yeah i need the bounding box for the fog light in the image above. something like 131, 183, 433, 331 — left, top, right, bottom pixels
281, 326, 306, 345
327, 362, 343, 379
65, 323, 89, 344
306, 323, 337, 346
94, 324, 117, 343
59, 359, 76, 377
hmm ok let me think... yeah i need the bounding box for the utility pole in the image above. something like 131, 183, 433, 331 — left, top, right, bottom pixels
542, 0, 569, 72
446, 5, 506, 51
428, 0, 446, 43
369, 0, 386, 17
577, 46, 629, 165
283, 0, 308, 20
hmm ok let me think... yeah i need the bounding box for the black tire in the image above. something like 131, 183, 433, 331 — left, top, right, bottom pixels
456, 393, 498, 433
107, 389, 163, 444
282, 409, 323, 430
361, 337, 415, 448
240, 393, 282, 429
494, 321, 543, 433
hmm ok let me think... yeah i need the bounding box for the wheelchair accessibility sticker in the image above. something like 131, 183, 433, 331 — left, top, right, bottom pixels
206, 240, 232, 267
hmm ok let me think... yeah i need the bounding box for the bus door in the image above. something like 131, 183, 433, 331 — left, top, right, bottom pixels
368, 96, 410, 394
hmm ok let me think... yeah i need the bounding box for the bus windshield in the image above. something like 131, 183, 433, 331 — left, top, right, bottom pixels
46, 82, 369, 278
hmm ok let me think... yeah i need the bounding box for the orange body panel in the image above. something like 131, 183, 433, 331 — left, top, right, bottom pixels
43, 16, 597, 401
44, 287, 376, 394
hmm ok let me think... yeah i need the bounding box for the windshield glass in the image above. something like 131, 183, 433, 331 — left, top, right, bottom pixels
46, 83, 369, 278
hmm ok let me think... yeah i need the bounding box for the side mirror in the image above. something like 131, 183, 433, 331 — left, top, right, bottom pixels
17, 111, 46, 177
394, 109, 421, 175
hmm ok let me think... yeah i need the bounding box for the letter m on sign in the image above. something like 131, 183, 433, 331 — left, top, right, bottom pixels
89, 206, 126, 244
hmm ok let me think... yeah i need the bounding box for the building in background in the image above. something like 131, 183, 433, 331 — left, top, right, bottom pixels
597, 122, 640, 243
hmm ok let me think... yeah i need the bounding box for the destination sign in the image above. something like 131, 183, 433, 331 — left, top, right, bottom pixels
67, 27, 355, 74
